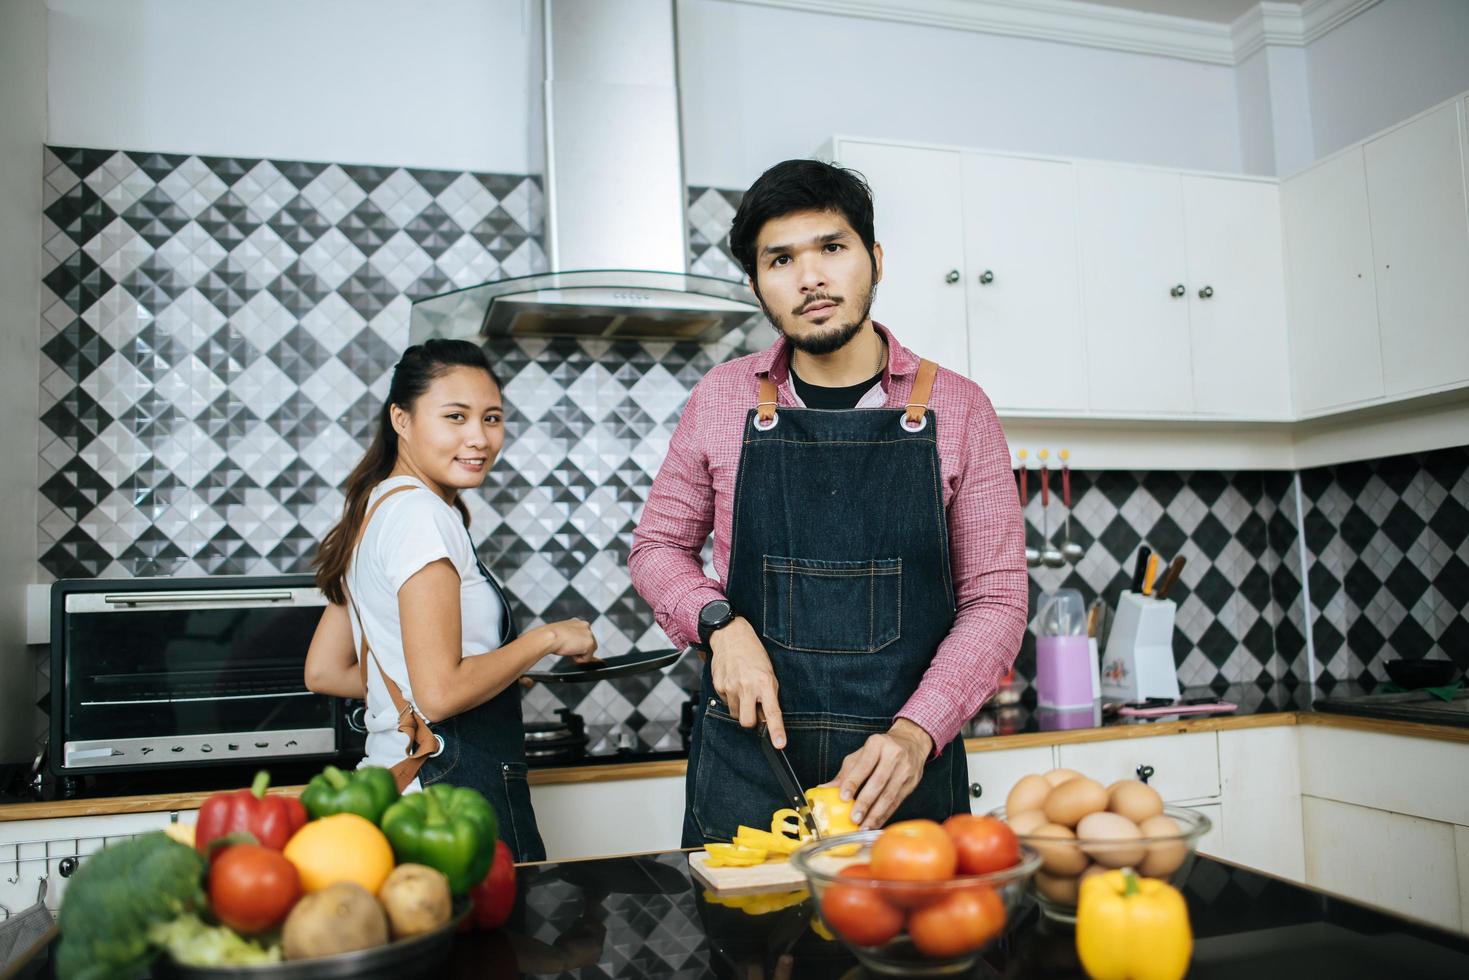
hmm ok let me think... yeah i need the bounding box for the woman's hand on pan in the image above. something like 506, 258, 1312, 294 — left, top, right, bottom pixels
543, 618, 601, 663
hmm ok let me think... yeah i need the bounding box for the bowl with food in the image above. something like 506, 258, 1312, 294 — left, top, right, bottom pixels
790, 817, 1042, 977
990, 768, 1211, 922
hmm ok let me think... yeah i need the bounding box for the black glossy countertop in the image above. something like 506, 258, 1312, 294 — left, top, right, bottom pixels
11, 850, 1469, 979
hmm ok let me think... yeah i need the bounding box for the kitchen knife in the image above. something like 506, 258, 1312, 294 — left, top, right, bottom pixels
756, 717, 820, 840
1154, 555, 1187, 600
1130, 546, 1152, 594
1141, 553, 1161, 595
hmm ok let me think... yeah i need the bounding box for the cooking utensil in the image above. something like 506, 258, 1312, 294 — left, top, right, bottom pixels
756, 716, 819, 840
523, 647, 683, 682
1059, 450, 1083, 564
1130, 546, 1151, 594
1153, 556, 1186, 601
1383, 658, 1458, 689
1140, 553, 1161, 595
1018, 450, 1040, 568
1037, 451, 1064, 568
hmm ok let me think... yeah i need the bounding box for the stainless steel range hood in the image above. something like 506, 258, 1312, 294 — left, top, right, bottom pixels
409, 0, 761, 345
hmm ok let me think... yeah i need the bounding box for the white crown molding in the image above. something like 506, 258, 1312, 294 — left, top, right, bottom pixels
718, 0, 1384, 66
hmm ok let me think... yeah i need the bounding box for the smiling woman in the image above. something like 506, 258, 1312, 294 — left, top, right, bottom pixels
302, 339, 601, 861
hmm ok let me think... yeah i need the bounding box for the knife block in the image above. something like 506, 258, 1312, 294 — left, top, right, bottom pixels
1100, 591, 1181, 702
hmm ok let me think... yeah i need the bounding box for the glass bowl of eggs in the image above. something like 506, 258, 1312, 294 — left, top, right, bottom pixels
988, 769, 1211, 923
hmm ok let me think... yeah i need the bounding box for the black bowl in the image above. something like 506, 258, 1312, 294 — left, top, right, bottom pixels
1384, 658, 1458, 689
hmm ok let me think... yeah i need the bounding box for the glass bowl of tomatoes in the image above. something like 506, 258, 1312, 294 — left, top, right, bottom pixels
790, 818, 1042, 977
990, 804, 1211, 923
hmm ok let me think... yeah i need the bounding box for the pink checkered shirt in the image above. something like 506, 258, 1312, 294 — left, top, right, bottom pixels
628, 322, 1028, 754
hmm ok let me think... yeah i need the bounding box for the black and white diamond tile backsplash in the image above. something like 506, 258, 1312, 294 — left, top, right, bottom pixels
1298, 445, 1469, 688
38, 156, 1451, 750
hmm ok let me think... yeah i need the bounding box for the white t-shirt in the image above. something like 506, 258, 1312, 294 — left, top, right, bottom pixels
346, 476, 504, 786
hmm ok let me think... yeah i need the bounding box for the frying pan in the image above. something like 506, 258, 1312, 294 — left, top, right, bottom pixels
1383, 658, 1458, 689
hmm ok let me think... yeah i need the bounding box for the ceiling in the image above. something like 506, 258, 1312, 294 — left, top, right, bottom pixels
1079, 0, 1304, 24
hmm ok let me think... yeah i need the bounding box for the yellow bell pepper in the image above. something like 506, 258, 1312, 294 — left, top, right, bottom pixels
805, 786, 860, 836
1075, 868, 1193, 980
732, 825, 802, 856
702, 888, 810, 915
703, 842, 768, 867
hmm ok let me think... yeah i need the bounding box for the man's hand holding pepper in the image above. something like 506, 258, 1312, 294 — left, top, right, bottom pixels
830, 718, 934, 829
708, 617, 787, 749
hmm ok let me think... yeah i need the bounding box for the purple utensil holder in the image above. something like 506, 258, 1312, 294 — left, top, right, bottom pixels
1036, 634, 1095, 709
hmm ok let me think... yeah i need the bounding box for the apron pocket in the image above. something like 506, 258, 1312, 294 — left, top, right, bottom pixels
761, 556, 901, 653
691, 705, 784, 842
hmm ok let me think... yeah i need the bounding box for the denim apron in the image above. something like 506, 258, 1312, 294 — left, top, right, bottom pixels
418, 541, 547, 863
350, 485, 546, 862
684, 360, 969, 845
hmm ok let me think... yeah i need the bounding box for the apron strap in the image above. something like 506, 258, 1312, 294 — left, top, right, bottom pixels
905, 359, 938, 427
343, 483, 440, 792
755, 358, 938, 427
756, 375, 779, 424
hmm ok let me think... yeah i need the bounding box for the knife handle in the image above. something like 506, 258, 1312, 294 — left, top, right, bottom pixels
1154, 556, 1187, 600
1130, 546, 1151, 594
1141, 554, 1161, 595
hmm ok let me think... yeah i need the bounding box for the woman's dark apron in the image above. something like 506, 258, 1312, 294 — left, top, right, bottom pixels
349, 485, 546, 862
683, 360, 969, 845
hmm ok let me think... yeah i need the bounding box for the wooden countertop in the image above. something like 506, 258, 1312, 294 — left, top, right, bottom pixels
4, 710, 1464, 822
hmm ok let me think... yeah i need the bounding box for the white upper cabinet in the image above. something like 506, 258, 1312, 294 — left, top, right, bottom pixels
1075, 163, 1194, 415
1362, 101, 1469, 398
833, 140, 971, 374
1182, 176, 1293, 419
962, 153, 1088, 413
1281, 147, 1384, 414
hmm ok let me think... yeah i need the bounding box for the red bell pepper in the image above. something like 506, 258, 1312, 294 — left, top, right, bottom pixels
195, 771, 307, 857
468, 839, 517, 929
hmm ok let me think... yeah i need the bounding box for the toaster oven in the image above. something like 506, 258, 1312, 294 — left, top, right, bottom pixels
50, 575, 339, 774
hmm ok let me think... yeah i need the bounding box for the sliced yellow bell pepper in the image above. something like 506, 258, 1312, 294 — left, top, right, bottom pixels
1075, 868, 1192, 980
703, 842, 768, 867
702, 888, 810, 915
732, 825, 802, 856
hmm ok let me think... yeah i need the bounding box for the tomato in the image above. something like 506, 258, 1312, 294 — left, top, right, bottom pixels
838, 862, 874, 879
469, 840, 517, 930
208, 843, 301, 934
820, 882, 904, 947
907, 885, 1006, 959
869, 820, 957, 882
942, 814, 1021, 875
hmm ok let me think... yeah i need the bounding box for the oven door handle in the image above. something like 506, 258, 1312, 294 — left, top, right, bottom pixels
101, 590, 297, 606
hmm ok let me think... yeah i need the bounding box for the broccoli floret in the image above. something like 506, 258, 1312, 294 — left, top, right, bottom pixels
55, 832, 207, 980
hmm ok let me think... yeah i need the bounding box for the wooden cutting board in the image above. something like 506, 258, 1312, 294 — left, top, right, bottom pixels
687, 850, 809, 895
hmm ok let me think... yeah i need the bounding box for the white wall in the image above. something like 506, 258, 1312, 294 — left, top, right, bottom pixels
676, 0, 1244, 189
0, 0, 47, 764
1304, 0, 1469, 167
46, 0, 537, 172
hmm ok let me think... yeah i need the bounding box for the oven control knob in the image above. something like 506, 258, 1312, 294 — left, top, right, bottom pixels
227, 743, 238, 751
171, 746, 184, 753
284, 740, 298, 748
140, 747, 153, 755
200, 744, 212, 753
254, 742, 268, 749
347, 705, 367, 733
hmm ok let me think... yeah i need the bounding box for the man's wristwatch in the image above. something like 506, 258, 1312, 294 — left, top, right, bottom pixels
697, 599, 736, 650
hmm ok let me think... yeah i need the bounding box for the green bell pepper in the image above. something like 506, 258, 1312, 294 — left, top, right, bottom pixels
299, 765, 400, 824
380, 783, 498, 895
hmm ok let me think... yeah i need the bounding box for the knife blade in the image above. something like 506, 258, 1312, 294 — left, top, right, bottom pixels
756, 718, 820, 840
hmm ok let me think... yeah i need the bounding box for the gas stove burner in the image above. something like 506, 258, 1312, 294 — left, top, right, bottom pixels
523, 707, 588, 762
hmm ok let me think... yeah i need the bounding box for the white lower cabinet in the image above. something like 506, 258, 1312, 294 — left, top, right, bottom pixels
530, 774, 686, 861
964, 745, 1056, 815
0, 811, 178, 915
1302, 796, 1461, 933
1056, 731, 1220, 803
1215, 726, 1304, 881
1458, 825, 1469, 934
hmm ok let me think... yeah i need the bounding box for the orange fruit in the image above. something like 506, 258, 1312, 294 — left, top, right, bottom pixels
282, 813, 394, 894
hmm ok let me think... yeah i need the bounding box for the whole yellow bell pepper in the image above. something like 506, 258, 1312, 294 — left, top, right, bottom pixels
1075, 869, 1192, 980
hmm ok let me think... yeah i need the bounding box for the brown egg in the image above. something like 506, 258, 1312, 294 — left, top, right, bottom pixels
1137, 813, 1186, 877
1080, 863, 1109, 884
1108, 780, 1164, 825
1026, 822, 1089, 875
1008, 809, 1049, 835
1034, 870, 1081, 905
1006, 774, 1052, 816
1043, 768, 1083, 787
1076, 811, 1146, 868
1043, 777, 1108, 828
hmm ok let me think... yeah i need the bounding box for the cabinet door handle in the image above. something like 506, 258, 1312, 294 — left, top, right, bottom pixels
969, 782, 983, 799
1136, 764, 1156, 784
945, 269, 961, 284
1169, 284, 1186, 298
1198, 285, 1214, 299
978, 270, 994, 285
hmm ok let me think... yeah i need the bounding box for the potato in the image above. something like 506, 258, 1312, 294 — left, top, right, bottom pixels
377, 864, 452, 939
282, 881, 389, 960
